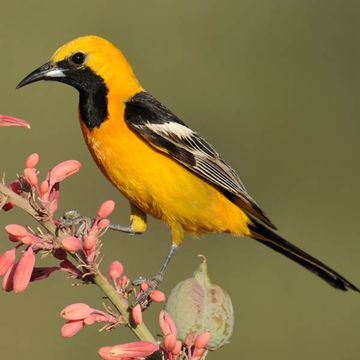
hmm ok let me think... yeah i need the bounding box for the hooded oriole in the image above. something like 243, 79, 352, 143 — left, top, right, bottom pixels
17, 35, 358, 294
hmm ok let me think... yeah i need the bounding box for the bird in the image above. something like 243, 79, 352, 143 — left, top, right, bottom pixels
17, 35, 359, 296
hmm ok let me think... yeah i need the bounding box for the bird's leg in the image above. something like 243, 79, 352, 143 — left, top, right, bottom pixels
133, 244, 178, 309
109, 203, 147, 236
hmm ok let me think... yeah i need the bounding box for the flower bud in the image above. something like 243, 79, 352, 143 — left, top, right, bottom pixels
172, 340, 182, 356
39, 180, 49, 199
165, 256, 234, 350
83, 235, 96, 255
97, 200, 115, 219
117, 275, 128, 288
159, 310, 177, 336
5, 224, 28, 238
194, 331, 211, 349
150, 289, 166, 303
13, 247, 36, 293
163, 333, 177, 352
108, 261, 123, 281
25, 153, 39, 169
97, 219, 110, 229
61, 320, 85, 337
61, 236, 82, 252
2, 263, 16, 292
24, 168, 38, 187
60, 303, 93, 320
0, 248, 16, 276
48, 160, 81, 187
131, 304, 142, 325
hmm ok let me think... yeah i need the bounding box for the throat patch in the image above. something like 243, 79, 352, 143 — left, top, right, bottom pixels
54, 60, 109, 129
79, 79, 108, 129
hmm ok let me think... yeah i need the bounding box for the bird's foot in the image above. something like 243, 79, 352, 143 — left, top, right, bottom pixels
108, 224, 143, 236
132, 273, 163, 310
57, 210, 92, 237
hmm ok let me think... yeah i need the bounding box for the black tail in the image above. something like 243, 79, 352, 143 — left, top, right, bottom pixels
248, 218, 359, 292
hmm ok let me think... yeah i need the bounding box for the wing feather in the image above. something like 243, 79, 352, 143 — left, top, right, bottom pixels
125, 91, 276, 229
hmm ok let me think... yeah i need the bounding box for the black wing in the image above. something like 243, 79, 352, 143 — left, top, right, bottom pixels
124, 91, 276, 229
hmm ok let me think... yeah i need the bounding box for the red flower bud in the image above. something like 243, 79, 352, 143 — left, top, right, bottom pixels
108, 261, 123, 281
48, 160, 81, 187
159, 310, 177, 336
24, 168, 38, 187
194, 331, 211, 349
2, 263, 16, 292
132, 304, 142, 325
61, 320, 85, 337
5, 224, 28, 238
13, 247, 35, 293
60, 303, 93, 321
97, 219, 110, 229
61, 236, 82, 252
150, 289, 166, 303
97, 200, 115, 219
172, 340, 182, 356
0, 248, 16, 276
25, 153, 39, 169
163, 333, 177, 352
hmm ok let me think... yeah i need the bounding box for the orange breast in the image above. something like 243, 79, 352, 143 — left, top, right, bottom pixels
79, 99, 250, 241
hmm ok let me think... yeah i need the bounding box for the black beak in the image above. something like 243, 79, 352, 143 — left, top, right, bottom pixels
16, 61, 67, 89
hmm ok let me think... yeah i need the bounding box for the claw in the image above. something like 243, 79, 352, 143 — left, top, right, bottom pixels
108, 224, 143, 235
132, 273, 163, 310
56, 210, 92, 236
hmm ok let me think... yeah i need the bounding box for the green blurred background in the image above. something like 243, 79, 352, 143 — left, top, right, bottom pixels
1, 0, 360, 359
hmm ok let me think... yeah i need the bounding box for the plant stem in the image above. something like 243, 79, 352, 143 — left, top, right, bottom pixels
0, 183, 156, 343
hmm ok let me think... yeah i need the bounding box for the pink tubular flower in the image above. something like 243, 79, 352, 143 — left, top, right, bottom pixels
98, 341, 159, 360
25, 153, 39, 169
60, 303, 93, 321
131, 304, 142, 325
97, 200, 115, 219
48, 160, 81, 188
108, 261, 123, 281
0, 248, 16, 275
13, 247, 35, 293
61, 236, 82, 252
0, 115, 30, 128
61, 320, 85, 338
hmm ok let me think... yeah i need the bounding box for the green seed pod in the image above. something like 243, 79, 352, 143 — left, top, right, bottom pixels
165, 256, 234, 350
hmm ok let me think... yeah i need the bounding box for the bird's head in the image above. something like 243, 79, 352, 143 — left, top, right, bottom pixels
17, 35, 140, 95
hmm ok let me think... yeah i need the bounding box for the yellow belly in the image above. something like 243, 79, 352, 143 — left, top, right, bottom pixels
80, 105, 250, 243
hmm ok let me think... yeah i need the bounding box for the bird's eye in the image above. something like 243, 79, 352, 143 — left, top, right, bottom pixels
69, 52, 86, 66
